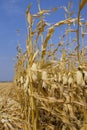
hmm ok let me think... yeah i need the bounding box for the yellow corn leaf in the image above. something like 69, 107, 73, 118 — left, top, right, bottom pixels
42, 27, 54, 59
80, 0, 87, 11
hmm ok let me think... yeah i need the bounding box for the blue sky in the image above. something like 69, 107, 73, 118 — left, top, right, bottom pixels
0, 0, 87, 81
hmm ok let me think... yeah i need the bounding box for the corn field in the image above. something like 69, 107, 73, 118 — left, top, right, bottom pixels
0, 1, 87, 130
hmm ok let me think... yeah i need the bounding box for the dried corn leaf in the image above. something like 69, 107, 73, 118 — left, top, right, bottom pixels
48, 46, 59, 57
32, 7, 58, 18
39, 106, 71, 125
26, 4, 32, 27
32, 50, 39, 63
38, 7, 59, 15
31, 93, 63, 103
73, 101, 87, 107
80, 0, 87, 11
38, 9, 50, 15
50, 18, 82, 29
42, 27, 54, 59
36, 21, 47, 42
